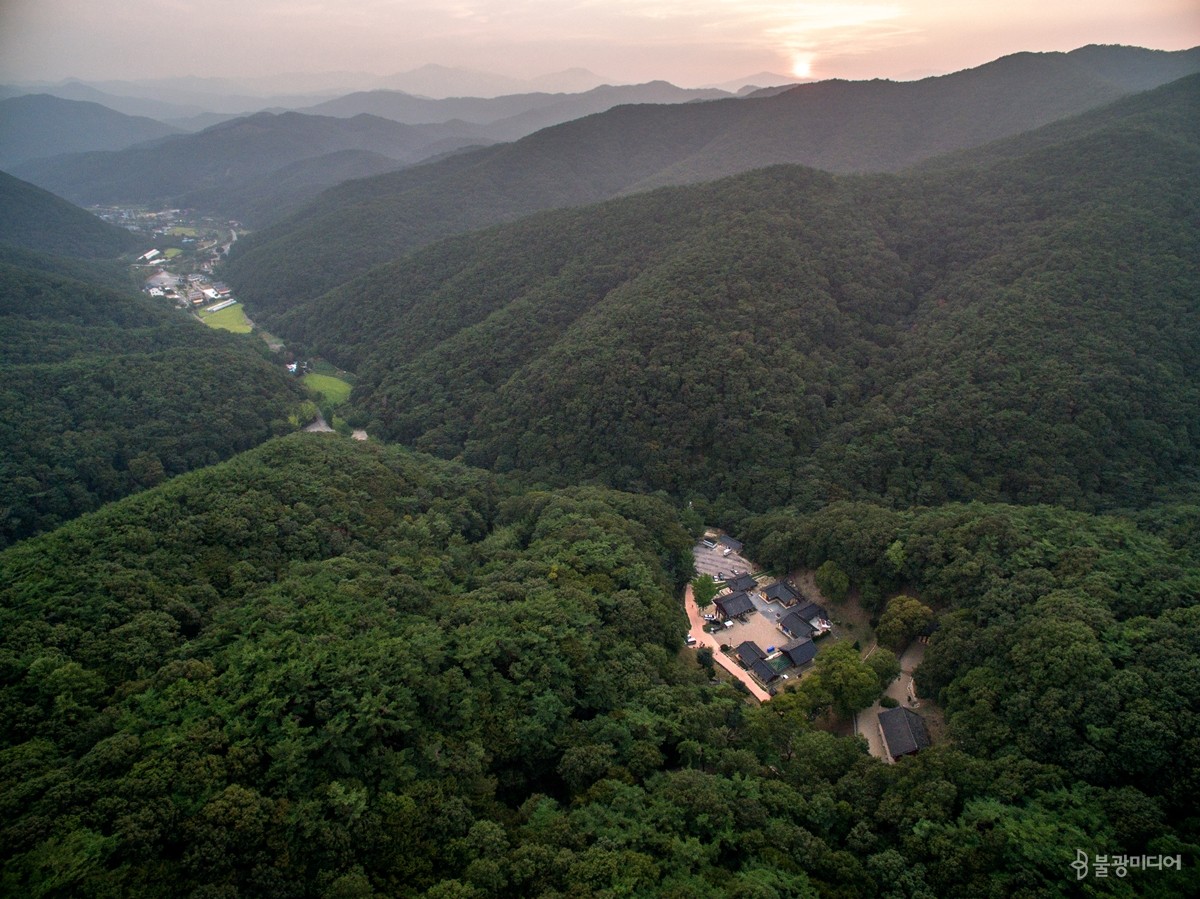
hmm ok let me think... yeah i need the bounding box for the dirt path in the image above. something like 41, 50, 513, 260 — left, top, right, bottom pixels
304, 412, 334, 433
855, 640, 926, 760
684, 585, 772, 702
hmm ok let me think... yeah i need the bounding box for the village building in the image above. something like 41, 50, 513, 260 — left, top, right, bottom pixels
878, 707, 932, 762
715, 591, 756, 620
781, 637, 817, 669
762, 581, 799, 605
723, 573, 757, 593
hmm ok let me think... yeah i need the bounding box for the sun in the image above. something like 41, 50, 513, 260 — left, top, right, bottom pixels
790, 54, 813, 79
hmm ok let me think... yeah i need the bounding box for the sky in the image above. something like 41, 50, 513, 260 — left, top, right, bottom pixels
1, 0, 1198, 88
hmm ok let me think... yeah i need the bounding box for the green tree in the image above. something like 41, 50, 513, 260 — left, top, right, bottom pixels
876, 596, 934, 651
814, 560, 850, 603
811, 642, 882, 719
866, 647, 901, 689
692, 574, 718, 608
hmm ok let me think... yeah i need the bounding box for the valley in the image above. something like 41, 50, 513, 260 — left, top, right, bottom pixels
1, 41, 1198, 898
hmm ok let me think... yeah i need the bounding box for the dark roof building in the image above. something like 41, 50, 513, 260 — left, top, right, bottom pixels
724, 573, 757, 593
878, 707, 932, 761
780, 611, 817, 640
719, 535, 744, 552
736, 641, 766, 665
763, 581, 798, 604
716, 591, 756, 619
793, 601, 828, 623
749, 658, 780, 685
781, 638, 817, 668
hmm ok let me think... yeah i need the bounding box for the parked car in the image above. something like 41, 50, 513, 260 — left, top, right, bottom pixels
685, 634, 697, 646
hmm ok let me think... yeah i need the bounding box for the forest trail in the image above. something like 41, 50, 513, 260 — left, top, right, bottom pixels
304, 412, 334, 433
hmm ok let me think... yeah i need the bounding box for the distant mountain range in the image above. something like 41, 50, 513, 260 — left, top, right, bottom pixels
2, 81, 743, 224
224, 44, 1200, 310
0, 94, 181, 167
300, 81, 734, 139
7, 111, 492, 226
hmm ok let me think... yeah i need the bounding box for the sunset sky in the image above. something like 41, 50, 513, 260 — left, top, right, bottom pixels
2, 0, 1198, 87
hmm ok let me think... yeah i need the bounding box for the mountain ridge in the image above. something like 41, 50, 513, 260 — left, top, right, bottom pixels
261, 73, 1200, 516
225, 44, 1200, 311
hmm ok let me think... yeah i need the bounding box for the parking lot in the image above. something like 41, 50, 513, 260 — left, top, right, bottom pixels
693, 538, 756, 581
706, 609, 789, 653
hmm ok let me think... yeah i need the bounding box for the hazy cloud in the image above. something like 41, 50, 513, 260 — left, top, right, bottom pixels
0, 0, 1196, 86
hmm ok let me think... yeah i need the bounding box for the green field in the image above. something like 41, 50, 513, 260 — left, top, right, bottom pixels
168, 226, 199, 237
198, 303, 252, 333
302, 373, 353, 406
164, 247, 182, 259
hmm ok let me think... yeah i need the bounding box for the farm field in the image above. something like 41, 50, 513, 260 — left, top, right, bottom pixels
302, 372, 352, 406
198, 302, 252, 333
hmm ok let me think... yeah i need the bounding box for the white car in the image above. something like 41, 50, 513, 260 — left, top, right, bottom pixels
686, 634, 697, 646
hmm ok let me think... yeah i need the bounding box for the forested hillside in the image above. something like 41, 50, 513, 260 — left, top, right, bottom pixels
173, 149, 410, 229
0, 257, 307, 546
0, 170, 139, 258
224, 44, 1200, 309
0, 94, 180, 168
254, 75, 1200, 518
2, 436, 1196, 896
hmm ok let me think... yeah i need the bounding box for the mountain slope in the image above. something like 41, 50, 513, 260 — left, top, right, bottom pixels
0, 253, 307, 546
0, 94, 180, 167
8, 111, 488, 219
0, 171, 140, 258
173, 149, 411, 228
225, 44, 1200, 311
267, 74, 1200, 515
2, 435, 1196, 897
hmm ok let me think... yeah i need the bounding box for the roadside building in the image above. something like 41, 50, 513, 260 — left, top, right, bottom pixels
736, 641, 766, 667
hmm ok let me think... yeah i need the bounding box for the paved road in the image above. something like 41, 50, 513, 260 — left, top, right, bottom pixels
685, 585, 772, 702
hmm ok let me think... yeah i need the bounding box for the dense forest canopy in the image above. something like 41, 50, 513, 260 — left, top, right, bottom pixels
247, 75, 1200, 518
0, 255, 307, 546
2, 52, 1199, 899
2, 436, 1197, 897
